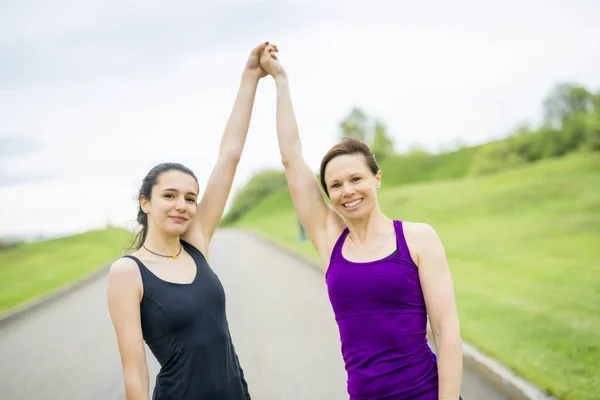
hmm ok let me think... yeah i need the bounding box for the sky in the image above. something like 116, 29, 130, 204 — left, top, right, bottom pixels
1, 0, 600, 239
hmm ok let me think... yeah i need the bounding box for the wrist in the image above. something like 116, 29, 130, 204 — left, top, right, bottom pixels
274, 74, 288, 86
241, 71, 260, 86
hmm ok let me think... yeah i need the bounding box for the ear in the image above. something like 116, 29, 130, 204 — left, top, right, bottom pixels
375, 170, 382, 189
140, 196, 151, 214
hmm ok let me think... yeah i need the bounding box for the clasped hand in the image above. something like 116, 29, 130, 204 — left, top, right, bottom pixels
243, 41, 286, 81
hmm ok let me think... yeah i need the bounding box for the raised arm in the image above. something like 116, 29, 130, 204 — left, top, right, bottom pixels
107, 258, 150, 400
260, 45, 344, 265
183, 42, 269, 252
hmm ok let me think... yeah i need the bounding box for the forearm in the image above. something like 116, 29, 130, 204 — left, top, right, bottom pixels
434, 333, 463, 399
219, 72, 259, 158
274, 76, 302, 166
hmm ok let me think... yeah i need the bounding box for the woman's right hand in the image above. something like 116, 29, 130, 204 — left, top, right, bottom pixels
260, 44, 287, 81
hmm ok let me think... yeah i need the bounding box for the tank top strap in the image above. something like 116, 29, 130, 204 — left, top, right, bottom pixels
121, 254, 153, 295
180, 239, 208, 266
122, 254, 147, 277
393, 220, 411, 259
329, 226, 350, 263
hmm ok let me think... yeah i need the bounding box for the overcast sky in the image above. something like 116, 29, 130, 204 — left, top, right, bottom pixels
2, 0, 599, 238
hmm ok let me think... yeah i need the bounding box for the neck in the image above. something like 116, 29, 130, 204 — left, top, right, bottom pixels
143, 228, 181, 256
345, 206, 393, 244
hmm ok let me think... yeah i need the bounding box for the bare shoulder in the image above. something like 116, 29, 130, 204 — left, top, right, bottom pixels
108, 257, 142, 294
402, 221, 444, 266
109, 257, 139, 278
107, 258, 144, 331
403, 221, 439, 241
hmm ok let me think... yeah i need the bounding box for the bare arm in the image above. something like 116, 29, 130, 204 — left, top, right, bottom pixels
190, 73, 259, 248
107, 258, 150, 400
413, 223, 463, 399
183, 43, 268, 253
274, 76, 338, 252
261, 45, 344, 262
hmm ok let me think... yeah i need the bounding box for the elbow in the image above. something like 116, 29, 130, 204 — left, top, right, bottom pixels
281, 156, 303, 171
433, 329, 463, 352
280, 145, 303, 169
281, 157, 293, 169
431, 318, 462, 345
434, 330, 462, 347
432, 329, 463, 363
123, 369, 149, 399
219, 150, 242, 165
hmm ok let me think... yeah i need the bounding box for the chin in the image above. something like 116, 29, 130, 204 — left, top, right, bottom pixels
343, 211, 366, 221
164, 225, 189, 236
338, 205, 368, 220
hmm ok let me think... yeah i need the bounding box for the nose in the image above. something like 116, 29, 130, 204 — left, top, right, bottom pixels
342, 182, 355, 197
175, 196, 186, 210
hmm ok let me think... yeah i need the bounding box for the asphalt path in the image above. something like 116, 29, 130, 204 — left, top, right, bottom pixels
0, 229, 506, 399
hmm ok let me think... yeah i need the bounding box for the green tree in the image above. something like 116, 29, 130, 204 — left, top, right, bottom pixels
571, 112, 600, 151
339, 107, 369, 141
543, 83, 595, 130
221, 170, 288, 225
370, 119, 395, 162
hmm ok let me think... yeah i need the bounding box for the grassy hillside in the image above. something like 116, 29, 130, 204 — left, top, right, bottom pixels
377, 144, 481, 186
0, 227, 134, 313
220, 144, 483, 228
233, 152, 600, 400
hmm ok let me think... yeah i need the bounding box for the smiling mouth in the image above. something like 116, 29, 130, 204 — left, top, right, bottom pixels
169, 216, 187, 222
342, 198, 363, 209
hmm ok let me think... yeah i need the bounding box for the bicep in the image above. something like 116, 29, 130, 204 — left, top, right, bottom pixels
107, 262, 149, 378
415, 225, 460, 336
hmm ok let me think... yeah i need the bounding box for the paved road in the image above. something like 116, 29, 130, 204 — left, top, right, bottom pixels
0, 229, 506, 400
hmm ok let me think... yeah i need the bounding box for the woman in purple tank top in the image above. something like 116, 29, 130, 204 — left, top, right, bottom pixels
260, 45, 464, 399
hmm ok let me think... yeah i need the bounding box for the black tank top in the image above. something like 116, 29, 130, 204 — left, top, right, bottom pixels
123, 240, 250, 400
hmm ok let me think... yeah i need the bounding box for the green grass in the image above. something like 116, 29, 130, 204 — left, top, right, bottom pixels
0, 227, 134, 314
377, 144, 481, 186
233, 152, 600, 400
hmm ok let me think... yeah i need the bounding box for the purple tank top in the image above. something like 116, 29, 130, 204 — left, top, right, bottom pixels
325, 220, 438, 399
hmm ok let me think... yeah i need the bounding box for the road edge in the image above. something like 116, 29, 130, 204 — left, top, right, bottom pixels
0, 260, 115, 328
242, 228, 556, 400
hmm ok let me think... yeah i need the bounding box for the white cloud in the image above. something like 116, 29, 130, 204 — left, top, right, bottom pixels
2, 0, 600, 237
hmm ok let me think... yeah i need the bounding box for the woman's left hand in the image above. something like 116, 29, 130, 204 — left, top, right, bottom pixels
244, 41, 271, 80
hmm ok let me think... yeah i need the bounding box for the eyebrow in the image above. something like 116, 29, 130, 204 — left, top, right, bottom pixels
161, 188, 198, 196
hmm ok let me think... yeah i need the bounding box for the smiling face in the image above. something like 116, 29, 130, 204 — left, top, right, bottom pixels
324, 153, 381, 219
140, 170, 199, 237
